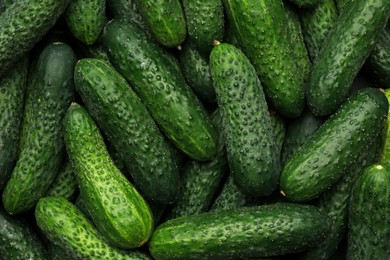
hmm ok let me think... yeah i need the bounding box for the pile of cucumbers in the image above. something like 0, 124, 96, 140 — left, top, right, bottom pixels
0, 0, 389, 259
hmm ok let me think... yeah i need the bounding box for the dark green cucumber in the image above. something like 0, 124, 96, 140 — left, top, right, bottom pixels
280, 88, 388, 202
306, 0, 390, 116
74, 193, 90, 219
0, 57, 29, 190
300, 0, 338, 62
289, 0, 321, 7
136, 0, 186, 47
181, 0, 224, 54
210, 42, 280, 197
178, 42, 216, 103
223, 0, 305, 117
35, 197, 152, 260
45, 161, 77, 201
347, 163, 390, 260
47, 243, 74, 260
270, 112, 286, 156
64, 104, 153, 249
334, 0, 350, 13
0, 0, 71, 76
0, 205, 47, 259
2, 42, 76, 214
150, 203, 330, 259
103, 19, 218, 161
74, 58, 179, 205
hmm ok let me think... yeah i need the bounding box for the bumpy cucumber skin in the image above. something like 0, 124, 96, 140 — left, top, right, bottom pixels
300, 0, 338, 62
45, 161, 77, 201
64, 104, 154, 249
347, 164, 390, 260
2, 42, 76, 214
179, 42, 216, 103
35, 197, 152, 260
74, 58, 180, 205
280, 88, 388, 202
103, 19, 218, 161
0, 57, 28, 190
0, 0, 70, 76
210, 43, 280, 197
210, 175, 247, 212
334, 0, 350, 13
289, 0, 321, 7
306, 0, 390, 116
182, 0, 224, 53
149, 203, 329, 259
223, 0, 305, 117
136, 0, 186, 47
270, 112, 286, 157
0, 205, 47, 259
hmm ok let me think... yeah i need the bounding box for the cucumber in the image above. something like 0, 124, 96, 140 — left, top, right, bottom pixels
0, 57, 29, 190
74, 58, 180, 205
289, 0, 321, 7
74, 194, 90, 219
334, 0, 350, 13
0, 205, 47, 259
347, 163, 390, 260
64, 103, 153, 249
136, 0, 186, 47
35, 196, 152, 260
270, 112, 286, 156
0, 0, 71, 76
280, 88, 388, 202
181, 0, 224, 54
210, 42, 280, 197
102, 19, 218, 161
223, 0, 305, 117
45, 161, 77, 201
2, 42, 76, 214
306, 0, 390, 116
149, 203, 330, 259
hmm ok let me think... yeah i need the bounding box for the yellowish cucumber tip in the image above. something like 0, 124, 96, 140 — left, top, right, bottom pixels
375, 164, 384, 170
177, 45, 182, 51
70, 102, 79, 107
213, 40, 221, 46
280, 190, 286, 197
379, 88, 385, 93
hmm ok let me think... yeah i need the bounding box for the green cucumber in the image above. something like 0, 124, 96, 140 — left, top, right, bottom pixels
149, 203, 330, 259
0, 0, 70, 76
223, 0, 305, 117
334, 0, 350, 13
280, 88, 388, 202
270, 112, 286, 156
181, 0, 224, 54
35, 196, 152, 260
45, 161, 77, 201
289, 0, 321, 7
210, 42, 280, 197
2, 42, 76, 214
74, 194, 90, 219
347, 163, 390, 260
136, 0, 186, 47
64, 103, 153, 249
47, 243, 74, 260
103, 19, 218, 161
74, 58, 180, 204
306, 0, 390, 116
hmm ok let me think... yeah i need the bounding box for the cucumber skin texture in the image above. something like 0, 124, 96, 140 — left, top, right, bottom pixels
280, 88, 389, 202
300, 0, 338, 62
45, 161, 77, 201
0, 57, 29, 190
103, 19, 218, 161
35, 197, 152, 260
0, 0, 71, 76
306, 0, 390, 116
210, 43, 280, 197
149, 203, 330, 259
74, 58, 180, 205
223, 0, 305, 117
0, 205, 47, 259
2, 42, 76, 214
289, 0, 321, 7
270, 112, 286, 157
182, 0, 224, 53
64, 104, 154, 249
136, 0, 186, 47
347, 164, 390, 260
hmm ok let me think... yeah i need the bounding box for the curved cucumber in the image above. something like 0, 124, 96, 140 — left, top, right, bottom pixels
45, 161, 77, 201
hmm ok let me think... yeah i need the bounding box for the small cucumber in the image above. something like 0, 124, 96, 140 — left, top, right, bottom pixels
45, 161, 77, 201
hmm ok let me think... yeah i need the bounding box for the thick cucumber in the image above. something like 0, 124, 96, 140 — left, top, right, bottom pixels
0, 57, 29, 190
65, 0, 106, 45
0, 0, 70, 76
280, 88, 388, 202
149, 203, 330, 259
35, 197, 152, 260
136, 0, 186, 47
74, 58, 180, 205
210, 42, 280, 197
289, 0, 321, 7
181, 0, 224, 54
64, 104, 153, 249
2, 42, 76, 214
347, 164, 390, 260
45, 161, 77, 201
103, 19, 218, 161
223, 0, 305, 117
306, 0, 390, 116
